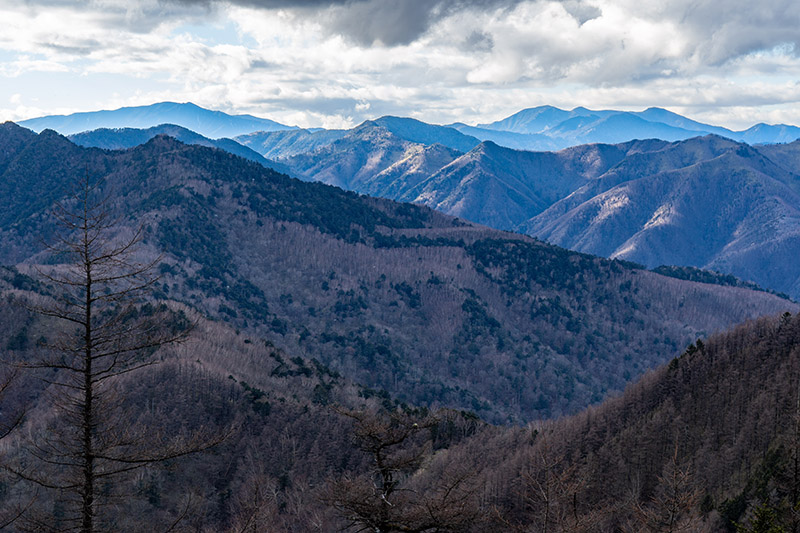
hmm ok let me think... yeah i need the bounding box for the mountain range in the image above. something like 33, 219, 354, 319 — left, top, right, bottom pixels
0, 121, 791, 424
21, 101, 800, 153
473, 105, 800, 147
67, 122, 291, 174
28, 102, 800, 302
242, 119, 800, 300
2, 117, 800, 530
19, 101, 295, 138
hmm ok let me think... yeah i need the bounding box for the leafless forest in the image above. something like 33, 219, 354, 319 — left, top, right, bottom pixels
0, 123, 798, 531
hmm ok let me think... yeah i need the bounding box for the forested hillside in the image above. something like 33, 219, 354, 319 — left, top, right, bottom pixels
465, 310, 800, 531
0, 123, 791, 424
1, 122, 799, 531
0, 272, 480, 530
4, 260, 799, 530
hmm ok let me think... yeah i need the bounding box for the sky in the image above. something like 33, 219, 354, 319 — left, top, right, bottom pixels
0, 0, 799, 130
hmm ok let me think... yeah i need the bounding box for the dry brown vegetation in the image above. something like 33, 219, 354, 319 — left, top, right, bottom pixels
0, 125, 794, 424
1, 125, 800, 531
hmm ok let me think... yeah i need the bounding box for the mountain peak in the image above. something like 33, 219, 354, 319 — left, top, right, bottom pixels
19, 101, 295, 138
367, 116, 480, 152
142, 133, 188, 150
0, 121, 36, 138
475, 139, 501, 152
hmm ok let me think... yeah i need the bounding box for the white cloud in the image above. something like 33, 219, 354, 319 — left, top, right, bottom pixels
0, 0, 799, 129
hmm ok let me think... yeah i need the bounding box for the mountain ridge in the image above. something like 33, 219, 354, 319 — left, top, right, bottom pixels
479, 105, 800, 146
20, 102, 800, 156
0, 124, 792, 424
19, 101, 295, 138
67, 123, 291, 174
521, 135, 800, 297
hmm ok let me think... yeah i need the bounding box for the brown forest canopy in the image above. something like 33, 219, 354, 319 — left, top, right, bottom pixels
0, 122, 792, 422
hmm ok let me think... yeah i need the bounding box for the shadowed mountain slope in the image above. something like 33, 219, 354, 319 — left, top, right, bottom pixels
235, 128, 347, 159
468, 310, 800, 531
402, 139, 669, 231
0, 123, 793, 423
67, 123, 290, 174
522, 136, 800, 298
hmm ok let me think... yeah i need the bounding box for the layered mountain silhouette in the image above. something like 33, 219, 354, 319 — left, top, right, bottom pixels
20, 102, 800, 300
235, 128, 347, 159
67, 123, 291, 174
273, 129, 800, 301
476, 105, 800, 148
22, 101, 800, 153
20, 101, 295, 138
0, 121, 792, 423
521, 137, 800, 298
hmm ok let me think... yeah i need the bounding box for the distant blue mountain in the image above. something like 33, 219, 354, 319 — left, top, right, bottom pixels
236, 129, 347, 159
479, 105, 800, 146
371, 116, 480, 152
635, 107, 734, 138
68, 123, 291, 175
22, 101, 800, 158
447, 123, 561, 151
20, 102, 295, 139
550, 112, 707, 144
478, 105, 575, 134
738, 123, 800, 144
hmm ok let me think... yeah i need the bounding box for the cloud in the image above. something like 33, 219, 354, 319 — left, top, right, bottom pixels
2, 0, 800, 130
463, 31, 494, 53
168, 0, 531, 45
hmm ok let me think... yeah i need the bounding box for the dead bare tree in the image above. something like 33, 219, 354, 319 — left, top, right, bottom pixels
0, 366, 31, 530
13, 174, 218, 532
324, 407, 487, 533
633, 440, 701, 533
496, 427, 594, 533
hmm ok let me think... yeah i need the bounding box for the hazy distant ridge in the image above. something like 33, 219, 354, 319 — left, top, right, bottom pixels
20, 101, 295, 138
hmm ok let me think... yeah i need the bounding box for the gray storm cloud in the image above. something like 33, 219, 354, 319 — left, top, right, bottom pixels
7, 0, 800, 88
165, 0, 800, 55
169, 0, 530, 45
679, 0, 800, 65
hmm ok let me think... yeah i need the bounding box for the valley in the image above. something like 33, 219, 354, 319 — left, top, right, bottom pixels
2, 102, 799, 531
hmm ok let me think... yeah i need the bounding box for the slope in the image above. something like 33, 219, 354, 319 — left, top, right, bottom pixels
67, 123, 290, 174
524, 136, 800, 298
235, 128, 347, 159
0, 270, 416, 531
284, 120, 465, 191
0, 125, 793, 424
448, 122, 562, 151
472, 310, 800, 531
403, 139, 669, 231
370, 116, 481, 152
480, 105, 800, 146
